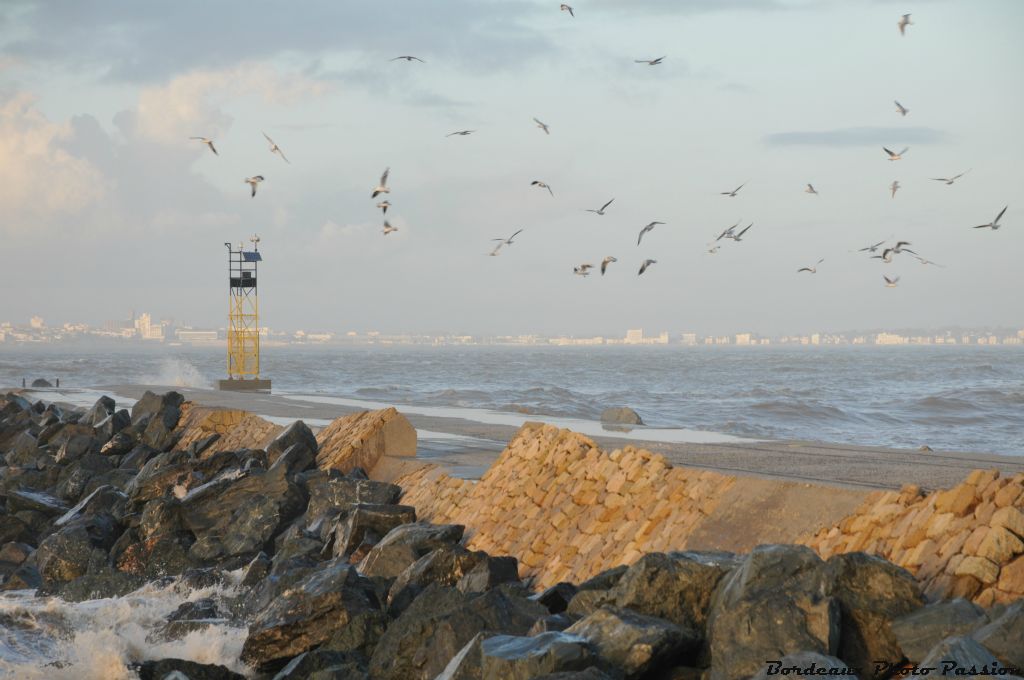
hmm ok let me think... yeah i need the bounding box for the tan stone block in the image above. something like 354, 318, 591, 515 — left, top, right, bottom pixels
996, 555, 1024, 594
976, 526, 1024, 564
954, 556, 999, 585
975, 588, 996, 608
905, 538, 938, 566
898, 483, 923, 503
974, 501, 996, 525
944, 553, 966, 575
938, 528, 971, 559
994, 483, 1023, 508
925, 512, 956, 539
965, 469, 999, 488
991, 506, 1024, 539
963, 526, 990, 555
933, 482, 979, 517
923, 573, 955, 601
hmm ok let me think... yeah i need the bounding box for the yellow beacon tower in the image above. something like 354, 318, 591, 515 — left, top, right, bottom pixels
218, 236, 271, 392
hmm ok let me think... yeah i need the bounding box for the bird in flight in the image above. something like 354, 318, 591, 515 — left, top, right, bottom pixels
488, 242, 504, 257
391, 55, 425, 62
731, 223, 754, 242
931, 171, 970, 185
560, 3, 574, 17
372, 168, 390, 198
721, 183, 746, 197
601, 256, 617, 275
586, 198, 615, 215
707, 244, 721, 255
973, 206, 1008, 230
531, 180, 554, 196
715, 221, 742, 241
805, 183, 819, 195
635, 57, 665, 66
382, 221, 398, 235
493, 229, 523, 246
638, 259, 657, 275
446, 130, 475, 137
244, 176, 264, 198
376, 200, 391, 215
574, 264, 594, 277
262, 132, 289, 163
890, 181, 901, 198
533, 117, 550, 135
892, 241, 914, 253
189, 136, 218, 156
894, 100, 909, 117
797, 259, 824, 273
914, 256, 945, 267
637, 221, 665, 245
898, 14, 913, 36
859, 240, 886, 253
883, 275, 900, 288
883, 147, 908, 161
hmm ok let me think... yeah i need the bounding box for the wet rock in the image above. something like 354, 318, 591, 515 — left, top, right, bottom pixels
305, 474, 402, 525
458, 555, 520, 594
534, 582, 578, 614
265, 420, 318, 466
0, 562, 41, 590
271, 649, 368, 680
35, 513, 119, 590
6, 488, 70, 516
333, 503, 416, 558
241, 559, 380, 670
566, 605, 699, 678
131, 391, 184, 451
94, 409, 131, 442
446, 632, 597, 680
321, 607, 387, 661
132, 658, 245, 680
101, 431, 135, 456
891, 598, 986, 662
126, 450, 194, 504
387, 545, 488, 615
825, 552, 925, 678
972, 601, 1024, 667
4, 431, 40, 466
600, 407, 644, 426
55, 485, 127, 527
750, 652, 853, 680
55, 572, 147, 602
529, 614, 577, 635
240, 551, 271, 588
920, 636, 1007, 674
357, 522, 465, 579
369, 583, 548, 680
151, 597, 224, 642
81, 396, 116, 426
55, 453, 115, 502
269, 442, 317, 478
0, 541, 33, 576
54, 434, 101, 464
0, 514, 37, 546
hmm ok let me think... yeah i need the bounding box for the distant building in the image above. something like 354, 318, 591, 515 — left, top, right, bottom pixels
30, 316, 44, 329
735, 333, 752, 346
176, 329, 219, 342
680, 332, 697, 346
625, 329, 643, 344
135, 313, 164, 341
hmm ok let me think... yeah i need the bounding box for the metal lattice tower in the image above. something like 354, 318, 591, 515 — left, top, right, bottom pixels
219, 237, 270, 391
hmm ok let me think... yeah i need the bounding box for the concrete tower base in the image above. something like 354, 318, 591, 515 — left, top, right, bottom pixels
218, 379, 272, 393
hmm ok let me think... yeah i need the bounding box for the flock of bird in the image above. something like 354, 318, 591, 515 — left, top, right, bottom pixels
186, 7, 1008, 290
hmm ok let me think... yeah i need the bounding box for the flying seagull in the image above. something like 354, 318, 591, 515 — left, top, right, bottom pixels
805, 183, 819, 195
721, 183, 746, 197
892, 241, 915, 254
189, 136, 218, 156
884, 275, 900, 288
973, 206, 1008, 230
894, 100, 909, 117
488, 242, 504, 257
600, 256, 617, 275
574, 263, 594, 277
715, 220, 742, 241
446, 130, 475, 137
560, 3, 574, 17
883, 147, 908, 161
731, 223, 754, 242
635, 57, 665, 66
262, 132, 289, 163
914, 256, 945, 267
872, 249, 895, 264
493, 229, 523, 246
638, 259, 657, 275
244, 175, 264, 198
533, 117, 550, 135
372, 168, 390, 198
585, 198, 615, 215
637, 221, 665, 245
531, 180, 554, 196
382, 221, 398, 235
391, 55, 425, 62
376, 200, 391, 215
859, 240, 887, 253
931, 171, 970, 185
898, 14, 912, 36
797, 259, 824, 273
890, 180, 901, 198
707, 244, 721, 255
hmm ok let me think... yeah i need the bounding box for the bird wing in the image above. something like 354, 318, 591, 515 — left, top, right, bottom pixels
737, 224, 752, 238
797, 267, 811, 272
209, 142, 218, 155
277, 148, 289, 163
263, 132, 276, 146
637, 228, 646, 245
380, 168, 390, 186
601, 198, 615, 211
510, 229, 523, 240
994, 206, 1008, 223
250, 183, 257, 197
898, 147, 909, 156
883, 147, 895, 156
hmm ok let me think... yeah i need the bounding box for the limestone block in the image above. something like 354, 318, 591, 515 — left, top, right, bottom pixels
963, 526, 990, 556
991, 506, 1024, 539
994, 483, 1022, 508
316, 407, 417, 475
975, 526, 1024, 564
933, 483, 979, 517
996, 555, 1024, 594
954, 556, 999, 585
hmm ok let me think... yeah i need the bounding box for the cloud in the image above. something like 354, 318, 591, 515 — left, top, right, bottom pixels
763, 126, 948, 147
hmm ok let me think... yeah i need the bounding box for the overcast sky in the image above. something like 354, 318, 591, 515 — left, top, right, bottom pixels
1, 0, 1021, 336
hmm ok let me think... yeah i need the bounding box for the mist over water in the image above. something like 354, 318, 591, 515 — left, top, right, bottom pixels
2, 344, 1022, 455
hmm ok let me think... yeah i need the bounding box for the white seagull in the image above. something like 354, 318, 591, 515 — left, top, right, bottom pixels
382, 221, 398, 235
914, 256, 945, 267
533, 117, 550, 135
731, 223, 753, 242
600, 256, 617, 275
797, 259, 824, 273
574, 263, 594, 277
715, 220, 742, 241
637, 221, 665, 245
638, 259, 657, 275
531, 180, 554, 196
883, 147, 909, 161
493, 229, 523, 246
721, 183, 746, 197
891, 180, 901, 198
898, 14, 912, 36
244, 175, 264, 198
894, 100, 909, 117
858, 240, 886, 253
372, 168, 390, 198
884, 275, 900, 288
805, 183, 819, 195
391, 55, 425, 62
189, 136, 218, 156
931, 171, 970, 185
560, 3, 574, 17
635, 57, 665, 66
488, 242, 504, 257
707, 244, 721, 255
376, 200, 391, 215
446, 130, 475, 137
973, 206, 1008, 230
262, 132, 289, 163
586, 198, 615, 215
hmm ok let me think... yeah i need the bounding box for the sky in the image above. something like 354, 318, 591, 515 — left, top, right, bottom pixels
0, 0, 1022, 336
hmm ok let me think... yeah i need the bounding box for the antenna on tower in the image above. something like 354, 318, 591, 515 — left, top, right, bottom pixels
250, 234, 261, 251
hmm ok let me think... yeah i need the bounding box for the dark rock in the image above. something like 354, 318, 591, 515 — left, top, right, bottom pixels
101, 431, 135, 456
241, 559, 380, 670
534, 582, 578, 614
458, 555, 520, 594
481, 632, 597, 680
920, 636, 1007, 674
187, 432, 221, 458
532, 670, 614, 680
321, 607, 387, 661
357, 522, 465, 579
126, 450, 194, 504
94, 409, 131, 442
55, 572, 147, 602
54, 485, 127, 527
566, 605, 699, 678
333, 503, 416, 558
132, 658, 245, 680
578, 565, 629, 592
81, 396, 115, 426
4, 431, 40, 466
567, 589, 616, 618
369, 583, 549, 680
272, 523, 324, 563
750, 652, 854, 680
151, 597, 224, 642
131, 391, 184, 451
529, 614, 577, 635
6, 488, 70, 517
35, 514, 119, 590
600, 407, 644, 425
0, 541, 33, 576
387, 545, 488, 616
891, 598, 986, 662
0, 514, 36, 546
269, 442, 317, 478
30, 379, 52, 388
55, 453, 115, 502
0, 562, 41, 590
265, 420, 318, 466
972, 601, 1024, 668
271, 649, 368, 680
305, 474, 402, 525
130, 390, 183, 425
55, 434, 101, 464
240, 551, 271, 588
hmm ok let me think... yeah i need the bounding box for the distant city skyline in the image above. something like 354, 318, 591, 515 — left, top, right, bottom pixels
1, 1, 1022, 335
